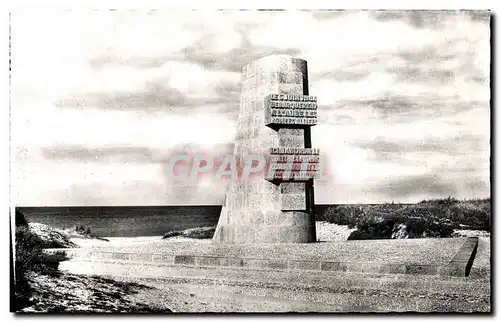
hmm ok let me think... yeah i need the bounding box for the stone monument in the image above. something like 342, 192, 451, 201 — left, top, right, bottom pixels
213, 54, 320, 244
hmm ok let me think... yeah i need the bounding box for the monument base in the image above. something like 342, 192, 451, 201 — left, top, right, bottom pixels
46, 237, 478, 277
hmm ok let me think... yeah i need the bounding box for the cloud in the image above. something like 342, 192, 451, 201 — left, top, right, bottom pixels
55, 82, 189, 112
40, 142, 235, 164
55, 183, 119, 206
464, 178, 489, 192
370, 10, 490, 28
89, 53, 167, 69
318, 69, 372, 82
319, 96, 488, 128
41, 145, 158, 163
88, 12, 300, 73
462, 10, 491, 23
370, 10, 451, 29
350, 134, 489, 171
13, 105, 237, 158
370, 174, 459, 199
352, 135, 482, 155
171, 30, 301, 73
54, 68, 242, 118
12, 10, 491, 205
51, 181, 169, 206
310, 10, 353, 20
356, 95, 471, 119
365, 171, 489, 203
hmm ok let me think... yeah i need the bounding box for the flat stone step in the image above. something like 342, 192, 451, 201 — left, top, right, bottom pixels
46, 237, 479, 277
59, 259, 490, 297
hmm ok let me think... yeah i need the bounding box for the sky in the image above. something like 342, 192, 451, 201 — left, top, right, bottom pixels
11, 9, 491, 206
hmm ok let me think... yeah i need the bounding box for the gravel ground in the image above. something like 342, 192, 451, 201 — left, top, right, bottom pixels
109, 269, 490, 313
71, 235, 210, 247
163, 281, 489, 312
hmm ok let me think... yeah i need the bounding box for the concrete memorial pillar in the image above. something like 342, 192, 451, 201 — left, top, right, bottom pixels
213, 54, 320, 244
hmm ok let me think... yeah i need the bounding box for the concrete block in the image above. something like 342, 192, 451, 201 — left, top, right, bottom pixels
152, 254, 174, 263
280, 182, 306, 193
361, 263, 406, 274
254, 227, 281, 243
234, 225, 255, 243
196, 257, 221, 267
288, 260, 321, 271
174, 255, 196, 265
405, 264, 438, 275
110, 253, 131, 260
279, 83, 303, 95
344, 262, 364, 272
447, 237, 479, 277
383, 264, 407, 274
220, 258, 244, 267
278, 72, 303, 83
281, 193, 307, 211
129, 253, 153, 262
321, 261, 347, 272
438, 265, 465, 277
243, 259, 269, 269
267, 259, 288, 270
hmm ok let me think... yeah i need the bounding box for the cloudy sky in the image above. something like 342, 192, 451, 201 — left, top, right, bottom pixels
11, 10, 490, 206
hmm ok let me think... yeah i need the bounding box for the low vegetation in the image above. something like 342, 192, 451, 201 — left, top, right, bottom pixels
14, 223, 61, 312
21, 273, 171, 313
27, 223, 78, 248
316, 198, 491, 240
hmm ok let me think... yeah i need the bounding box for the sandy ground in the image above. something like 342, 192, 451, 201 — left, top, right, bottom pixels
316, 221, 357, 241
452, 229, 490, 237
70, 221, 353, 248
71, 235, 213, 248
82, 265, 491, 313
140, 278, 489, 313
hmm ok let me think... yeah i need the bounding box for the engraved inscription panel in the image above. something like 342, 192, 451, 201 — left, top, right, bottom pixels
265, 94, 318, 126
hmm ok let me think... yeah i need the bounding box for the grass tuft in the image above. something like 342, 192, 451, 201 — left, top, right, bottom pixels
317, 198, 490, 240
